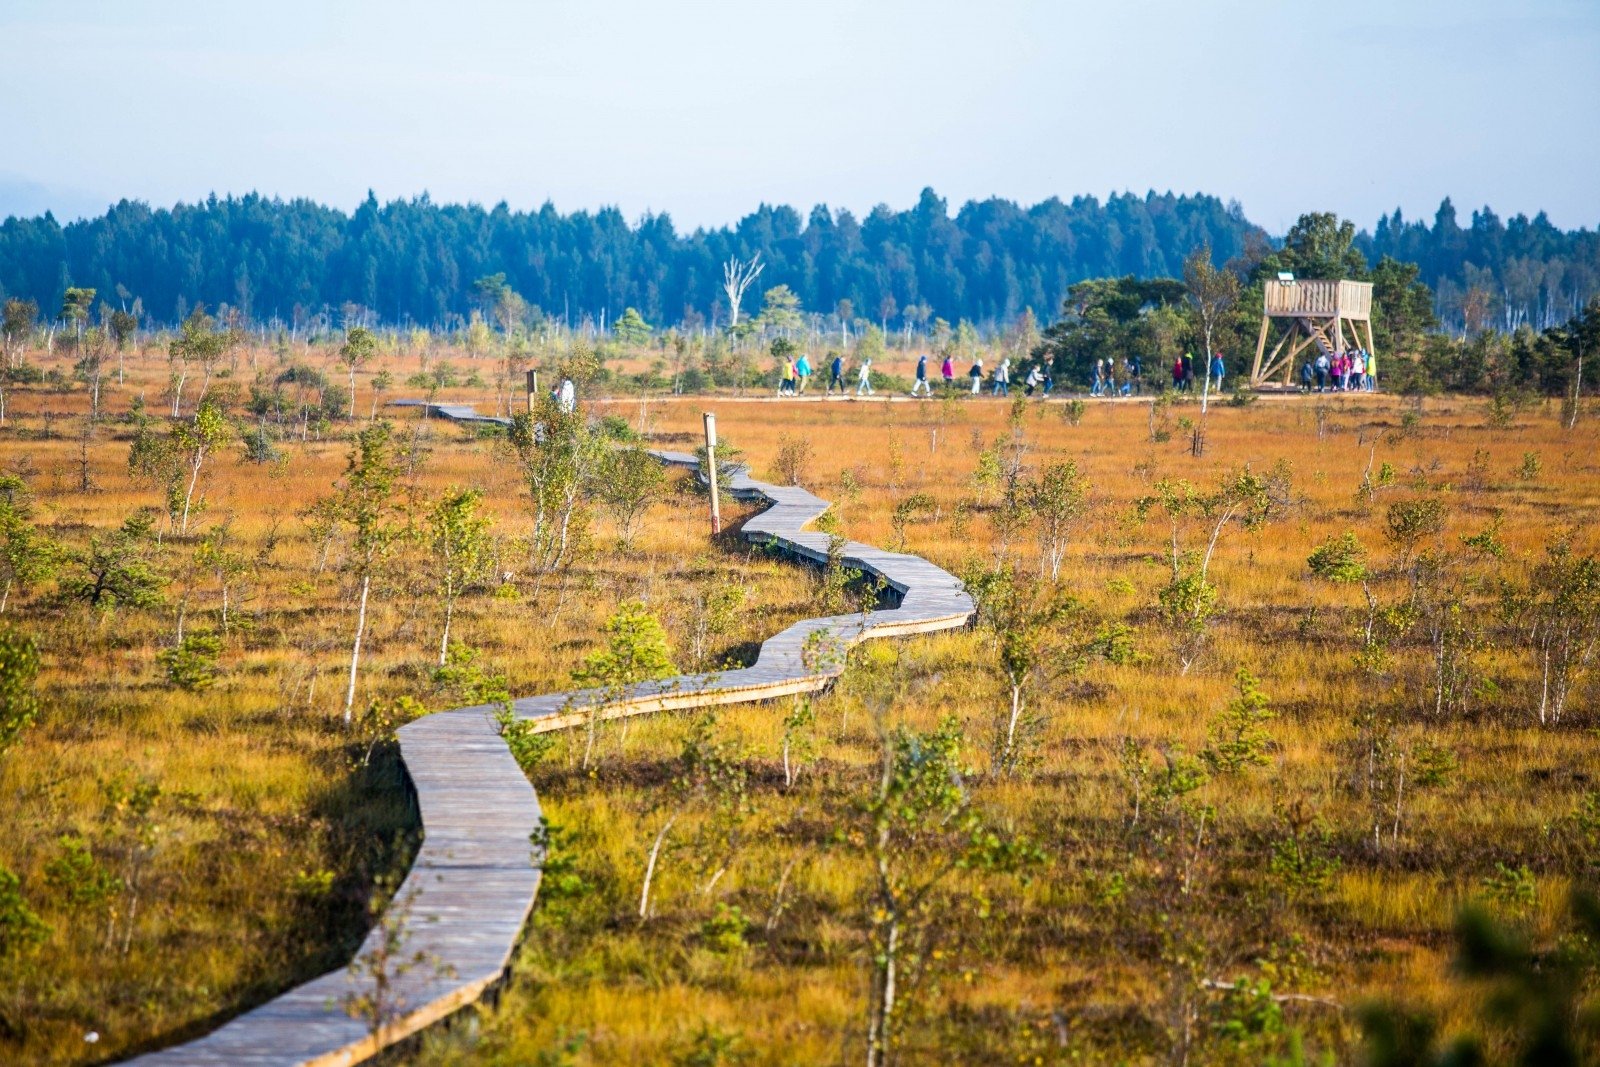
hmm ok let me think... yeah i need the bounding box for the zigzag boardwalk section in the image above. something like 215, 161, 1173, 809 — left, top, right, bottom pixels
125, 444, 973, 1067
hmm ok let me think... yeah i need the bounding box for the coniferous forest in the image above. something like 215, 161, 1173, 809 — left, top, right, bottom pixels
0, 188, 1594, 334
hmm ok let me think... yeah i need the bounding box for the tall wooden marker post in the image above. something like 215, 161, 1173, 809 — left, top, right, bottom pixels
526, 370, 539, 413
703, 411, 721, 535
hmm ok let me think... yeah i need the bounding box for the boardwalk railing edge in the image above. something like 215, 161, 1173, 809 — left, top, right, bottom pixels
124, 437, 975, 1067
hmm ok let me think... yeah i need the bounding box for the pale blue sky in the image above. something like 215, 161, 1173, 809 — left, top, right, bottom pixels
3, 0, 1596, 232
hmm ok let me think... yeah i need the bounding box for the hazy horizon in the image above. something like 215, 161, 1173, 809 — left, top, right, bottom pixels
3, 0, 1597, 233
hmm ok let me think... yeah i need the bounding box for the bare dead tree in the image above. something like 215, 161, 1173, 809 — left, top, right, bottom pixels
721, 253, 764, 331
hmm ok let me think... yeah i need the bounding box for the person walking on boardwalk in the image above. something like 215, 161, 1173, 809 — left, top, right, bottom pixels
795, 352, 813, 394
1024, 363, 1043, 396
911, 353, 932, 396
969, 356, 984, 394
827, 352, 845, 394
941, 354, 955, 391
1171, 355, 1184, 391
993, 357, 1011, 396
856, 357, 874, 395
778, 355, 796, 395
1209, 351, 1225, 393
1181, 351, 1195, 392
1127, 355, 1143, 395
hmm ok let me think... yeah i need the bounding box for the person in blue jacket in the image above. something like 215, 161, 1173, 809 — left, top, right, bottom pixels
827, 352, 845, 394
911, 353, 931, 396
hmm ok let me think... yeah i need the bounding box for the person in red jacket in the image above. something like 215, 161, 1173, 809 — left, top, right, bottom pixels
1172, 356, 1185, 391
941, 355, 955, 391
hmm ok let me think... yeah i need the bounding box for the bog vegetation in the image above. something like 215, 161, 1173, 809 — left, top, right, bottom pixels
0, 284, 1598, 1066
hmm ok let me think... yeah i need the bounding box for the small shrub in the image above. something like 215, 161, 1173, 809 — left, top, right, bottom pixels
771, 433, 815, 486
0, 627, 41, 759
1307, 531, 1368, 583
1203, 669, 1275, 774
497, 707, 556, 772
157, 632, 223, 692
1481, 863, 1537, 915
1267, 803, 1339, 904
0, 866, 50, 958
597, 414, 638, 442
289, 868, 335, 900
700, 902, 750, 956
433, 643, 510, 705
43, 835, 122, 912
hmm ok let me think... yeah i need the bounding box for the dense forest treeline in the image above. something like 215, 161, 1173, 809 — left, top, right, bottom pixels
1, 188, 1593, 335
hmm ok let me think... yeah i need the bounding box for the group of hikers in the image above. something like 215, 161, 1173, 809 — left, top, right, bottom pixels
770, 346, 1376, 398
1300, 349, 1377, 392
776, 352, 1053, 398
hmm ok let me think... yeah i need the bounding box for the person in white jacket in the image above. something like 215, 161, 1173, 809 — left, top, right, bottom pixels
992, 358, 1010, 396
557, 378, 576, 413
855, 358, 874, 396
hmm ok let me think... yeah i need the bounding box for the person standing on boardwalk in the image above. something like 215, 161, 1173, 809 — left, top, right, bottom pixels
1090, 359, 1104, 396
557, 377, 576, 413
969, 357, 984, 394
1127, 354, 1143, 395
1209, 351, 1225, 393
941, 354, 955, 391
795, 352, 813, 394
993, 357, 1011, 396
1181, 351, 1195, 392
911, 353, 932, 396
828, 352, 845, 394
856, 357, 874, 395
1171, 355, 1184, 391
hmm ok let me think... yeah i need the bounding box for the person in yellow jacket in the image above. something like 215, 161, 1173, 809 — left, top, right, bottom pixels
778, 356, 796, 395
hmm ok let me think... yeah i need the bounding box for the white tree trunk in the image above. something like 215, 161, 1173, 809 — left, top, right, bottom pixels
439, 591, 454, 667
180, 451, 204, 534
638, 813, 677, 920
867, 918, 899, 1067
344, 572, 371, 726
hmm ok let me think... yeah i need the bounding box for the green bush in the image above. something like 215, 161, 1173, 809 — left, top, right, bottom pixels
157, 632, 223, 692
0, 627, 41, 759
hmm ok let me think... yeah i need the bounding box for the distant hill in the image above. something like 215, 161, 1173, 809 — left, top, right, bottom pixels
0, 188, 1594, 332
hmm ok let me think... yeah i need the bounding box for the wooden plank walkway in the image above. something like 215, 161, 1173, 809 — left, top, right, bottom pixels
125, 421, 974, 1067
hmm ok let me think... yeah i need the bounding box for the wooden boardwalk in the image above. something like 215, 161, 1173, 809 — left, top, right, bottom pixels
125, 432, 974, 1067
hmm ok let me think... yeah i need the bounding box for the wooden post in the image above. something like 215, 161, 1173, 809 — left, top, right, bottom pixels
703, 411, 721, 535
526, 370, 538, 413
1251, 315, 1271, 384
